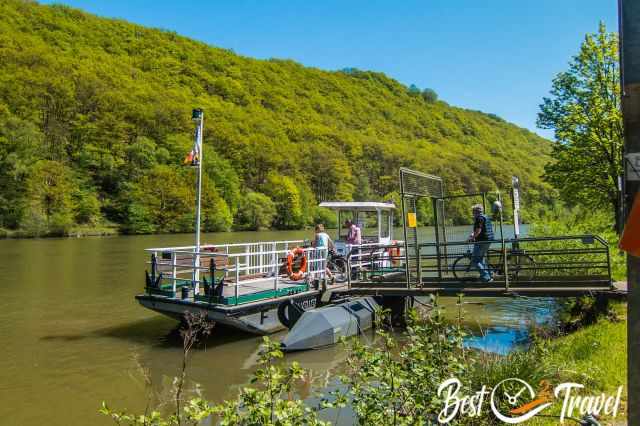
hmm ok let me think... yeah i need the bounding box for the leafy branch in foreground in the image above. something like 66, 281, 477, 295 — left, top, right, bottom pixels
331, 306, 471, 425
211, 337, 329, 425
101, 312, 214, 426
101, 333, 329, 425
101, 297, 623, 425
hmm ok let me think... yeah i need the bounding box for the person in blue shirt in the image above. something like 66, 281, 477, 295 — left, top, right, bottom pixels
313, 224, 334, 280
314, 224, 334, 250
468, 204, 494, 282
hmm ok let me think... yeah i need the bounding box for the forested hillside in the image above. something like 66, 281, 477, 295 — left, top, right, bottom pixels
0, 0, 552, 235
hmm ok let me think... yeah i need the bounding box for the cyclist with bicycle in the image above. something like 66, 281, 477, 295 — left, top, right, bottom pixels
468, 204, 494, 283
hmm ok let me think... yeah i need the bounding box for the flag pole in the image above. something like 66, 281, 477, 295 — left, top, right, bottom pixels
192, 108, 203, 294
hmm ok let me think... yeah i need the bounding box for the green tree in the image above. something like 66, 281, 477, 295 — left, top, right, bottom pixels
23, 160, 76, 235
125, 165, 232, 233
0, 0, 554, 235
263, 173, 304, 229
126, 165, 192, 233
235, 192, 277, 231
201, 176, 233, 232
421, 88, 438, 103
0, 107, 43, 228
537, 23, 623, 231
73, 186, 101, 225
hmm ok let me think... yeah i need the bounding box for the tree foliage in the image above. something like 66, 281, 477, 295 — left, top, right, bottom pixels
331, 308, 470, 425
0, 0, 552, 235
537, 22, 623, 231
236, 192, 277, 231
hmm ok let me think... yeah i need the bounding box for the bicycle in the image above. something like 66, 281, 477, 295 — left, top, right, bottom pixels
452, 246, 536, 281
326, 249, 349, 283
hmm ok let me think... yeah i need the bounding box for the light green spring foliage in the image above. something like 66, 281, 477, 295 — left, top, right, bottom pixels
537, 22, 623, 230
100, 308, 473, 426
0, 0, 552, 235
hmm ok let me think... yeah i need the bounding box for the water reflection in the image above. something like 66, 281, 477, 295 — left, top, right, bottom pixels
439, 296, 559, 355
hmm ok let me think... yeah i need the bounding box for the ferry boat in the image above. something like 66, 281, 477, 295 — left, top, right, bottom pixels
135, 201, 400, 334
135, 109, 403, 334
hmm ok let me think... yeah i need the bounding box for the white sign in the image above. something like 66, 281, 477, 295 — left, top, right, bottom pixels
627, 153, 640, 181
512, 188, 520, 210
513, 209, 520, 236
436, 377, 623, 424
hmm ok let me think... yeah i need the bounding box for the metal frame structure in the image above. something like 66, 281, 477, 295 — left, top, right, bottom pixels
347, 168, 615, 294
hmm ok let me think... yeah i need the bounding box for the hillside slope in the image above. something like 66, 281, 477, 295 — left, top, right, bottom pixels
0, 0, 552, 235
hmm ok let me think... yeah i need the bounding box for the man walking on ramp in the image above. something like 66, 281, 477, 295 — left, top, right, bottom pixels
468, 204, 494, 282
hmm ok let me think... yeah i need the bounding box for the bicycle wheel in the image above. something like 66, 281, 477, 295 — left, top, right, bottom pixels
328, 258, 348, 283
507, 253, 536, 282
452, 255, 475, 280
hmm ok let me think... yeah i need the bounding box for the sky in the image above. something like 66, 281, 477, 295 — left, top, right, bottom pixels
41, 0, 619, 139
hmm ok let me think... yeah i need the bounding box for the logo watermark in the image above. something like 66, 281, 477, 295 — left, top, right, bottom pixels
437, 377, 623, 424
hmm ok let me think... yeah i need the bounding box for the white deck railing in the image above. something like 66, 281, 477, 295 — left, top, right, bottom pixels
145, 240, 327, 303
145, 239, 405, 304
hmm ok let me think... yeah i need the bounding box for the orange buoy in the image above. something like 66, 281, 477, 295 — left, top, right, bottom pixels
287, 247, 308, 281
388, 241, 401, 266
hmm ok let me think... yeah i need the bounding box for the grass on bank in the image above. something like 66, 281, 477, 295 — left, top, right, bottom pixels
470, 302, 627, 425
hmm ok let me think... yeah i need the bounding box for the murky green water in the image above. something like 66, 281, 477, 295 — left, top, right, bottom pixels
0, 228, 552, 425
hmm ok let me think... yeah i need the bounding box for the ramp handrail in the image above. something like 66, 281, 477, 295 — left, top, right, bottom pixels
345, 235, 612, 290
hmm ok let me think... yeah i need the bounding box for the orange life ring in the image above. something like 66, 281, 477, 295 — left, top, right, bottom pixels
388, 241, 401, 266
287, 247, 307, 281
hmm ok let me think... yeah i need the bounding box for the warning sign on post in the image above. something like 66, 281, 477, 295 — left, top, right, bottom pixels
407, 213, 417, 228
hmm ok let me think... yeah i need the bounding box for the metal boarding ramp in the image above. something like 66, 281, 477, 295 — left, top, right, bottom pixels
342, 168, 618, 298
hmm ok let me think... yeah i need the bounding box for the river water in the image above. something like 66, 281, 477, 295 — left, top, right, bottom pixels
0, 228, 555, 425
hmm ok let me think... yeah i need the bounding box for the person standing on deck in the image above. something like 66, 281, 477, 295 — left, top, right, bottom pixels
468, 204, 494, 282
313, 224, 334, 279
344, 219, 362, 279
345, 219, 362, 245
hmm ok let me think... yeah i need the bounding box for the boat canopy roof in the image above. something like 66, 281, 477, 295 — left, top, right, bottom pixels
318, 201, 396, 211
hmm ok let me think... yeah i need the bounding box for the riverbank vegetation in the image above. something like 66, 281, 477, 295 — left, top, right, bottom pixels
0, 0, 552, 237
475, 301, 627, 425
101, 300, 626, 425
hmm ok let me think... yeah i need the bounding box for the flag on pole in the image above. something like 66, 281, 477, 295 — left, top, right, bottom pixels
620, 193, 640, 257
183, 124, 201, 166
